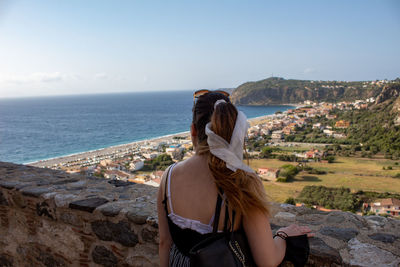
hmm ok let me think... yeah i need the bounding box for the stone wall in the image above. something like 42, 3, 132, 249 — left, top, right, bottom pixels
0, 162, 158, 267
0, 161, 399, 267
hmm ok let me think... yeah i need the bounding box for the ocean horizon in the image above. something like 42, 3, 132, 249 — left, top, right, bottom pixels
0, 91, 295, 164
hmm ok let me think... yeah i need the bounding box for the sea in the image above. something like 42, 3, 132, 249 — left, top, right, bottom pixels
0, 91, 295, 164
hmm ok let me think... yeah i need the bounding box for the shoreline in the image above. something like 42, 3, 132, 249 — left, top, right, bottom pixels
27, 113, 281, 168
27, 131, 191, 167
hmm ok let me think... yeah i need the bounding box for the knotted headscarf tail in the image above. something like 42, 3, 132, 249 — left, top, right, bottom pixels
205, 100, 254, 173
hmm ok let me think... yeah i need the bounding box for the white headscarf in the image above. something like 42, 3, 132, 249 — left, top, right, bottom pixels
205, 99, 254, 173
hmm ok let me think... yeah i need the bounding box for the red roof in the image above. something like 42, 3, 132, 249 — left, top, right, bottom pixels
380, 198, 400, 206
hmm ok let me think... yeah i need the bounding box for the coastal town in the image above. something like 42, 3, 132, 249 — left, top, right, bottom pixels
29, 92, 400, 218
30, 94, 376, 176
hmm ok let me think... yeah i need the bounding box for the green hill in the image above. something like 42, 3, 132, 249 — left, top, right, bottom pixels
282, 82, 400, 157
231, 77, 387, 105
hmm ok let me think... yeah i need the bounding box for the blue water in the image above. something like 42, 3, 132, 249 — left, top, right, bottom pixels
0, 91, 295, 164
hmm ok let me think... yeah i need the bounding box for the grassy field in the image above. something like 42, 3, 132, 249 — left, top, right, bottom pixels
249, 156, 400, 203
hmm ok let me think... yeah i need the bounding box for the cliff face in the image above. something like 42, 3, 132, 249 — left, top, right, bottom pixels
392, 96, 400, 126
231, 77, 382, 105
375, 83, 400, 104
371, 83, 400, 126
1, 162, 400, 266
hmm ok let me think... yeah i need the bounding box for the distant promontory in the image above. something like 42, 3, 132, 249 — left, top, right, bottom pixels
231, 77, 399, 105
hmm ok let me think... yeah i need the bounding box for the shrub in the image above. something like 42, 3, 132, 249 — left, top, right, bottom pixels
284, 197, 296, 205
142, 154, 174, 171
387, 166, 393, 170
260, 146, 274, 158
326, 156, 335, 163
307, 168, 327, 175
277, 154, 298, 162
278, 164, 299, 182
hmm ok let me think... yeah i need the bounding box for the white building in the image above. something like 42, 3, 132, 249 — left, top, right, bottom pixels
129, 160, 144, 171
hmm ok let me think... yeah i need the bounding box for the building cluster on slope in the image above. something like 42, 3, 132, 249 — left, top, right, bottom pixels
247, 97, 373, 145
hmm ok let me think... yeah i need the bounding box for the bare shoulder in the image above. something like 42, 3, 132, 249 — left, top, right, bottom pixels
170, 156, 201, 175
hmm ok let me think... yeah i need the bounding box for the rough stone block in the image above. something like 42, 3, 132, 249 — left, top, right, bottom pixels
54, 194, 77, 208
126, 207, 152, 225
66, 180, 87, 189
20, 186, 53, 198
0, 253, 13, 267
141, 227, 158, 242
91, 220, 138, 247
125, 244, 158, 267
36, 180, 51, 186
365, 215, 387, 227
274, 211, 296, 222
325, 212, 345, 224
296, 214, 325, 225
0, 181, 20, 190
319, 226, 358, 241
14, 182, 34, 190
96, 202, 126, 217
309, 237, 342, 265
0, 191, 8, 206
17, 243, 68, 267
10, 193, 26, 209
91, 246, 118, 267
69, 198, 109, 213
368, 233, 398, 243
52, 178, 79, 185
60, 212, 83, 227
107, 180, 135, 187
348, 238, 400, 266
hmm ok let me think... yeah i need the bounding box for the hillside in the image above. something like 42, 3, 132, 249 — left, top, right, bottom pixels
231, 77, 388, 105
282, 82, 400, 157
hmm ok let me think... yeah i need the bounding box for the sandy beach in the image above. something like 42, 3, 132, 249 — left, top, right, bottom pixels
28, 131, 190, 168
28, 114, 279, 168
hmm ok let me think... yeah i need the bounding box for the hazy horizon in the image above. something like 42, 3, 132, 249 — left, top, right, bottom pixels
0, 0, 399, 98
1, 76, 398, 100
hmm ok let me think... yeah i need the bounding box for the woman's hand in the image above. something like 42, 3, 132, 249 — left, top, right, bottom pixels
278, 224, 314, 238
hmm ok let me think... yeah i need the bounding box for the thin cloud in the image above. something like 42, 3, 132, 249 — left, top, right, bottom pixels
303, 68, 315, 74
31, 72, 63, 82
94, 73, 109, 80
0, 72, 76, 84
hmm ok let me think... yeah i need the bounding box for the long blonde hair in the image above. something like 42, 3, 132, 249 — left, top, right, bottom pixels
193, 93, 269, 217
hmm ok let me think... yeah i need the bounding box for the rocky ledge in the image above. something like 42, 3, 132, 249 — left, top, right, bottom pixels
0, 161, 399, 267
271, 205, 400, 266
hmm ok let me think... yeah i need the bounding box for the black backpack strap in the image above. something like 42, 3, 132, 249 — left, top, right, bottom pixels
230, 210, 236, 232
223, 205, 229, 232
223, 204, 236, 233
212, 193, 223, 234
215, 190, 237, 233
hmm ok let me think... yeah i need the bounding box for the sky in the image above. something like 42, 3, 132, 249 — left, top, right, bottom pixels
0, 0, 399, 98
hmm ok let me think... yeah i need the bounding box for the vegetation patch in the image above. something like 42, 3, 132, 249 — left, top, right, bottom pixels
142, 154, 174, 171
297, 185, 360, 212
